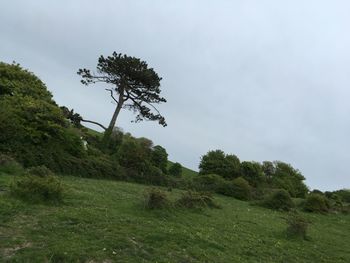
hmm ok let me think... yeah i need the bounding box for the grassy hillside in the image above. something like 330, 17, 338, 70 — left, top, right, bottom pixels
1, 174, 349, 262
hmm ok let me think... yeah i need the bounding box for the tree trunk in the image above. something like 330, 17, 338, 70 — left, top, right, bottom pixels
102, 87, 124, 147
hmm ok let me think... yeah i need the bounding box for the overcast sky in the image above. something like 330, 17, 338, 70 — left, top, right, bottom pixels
1, 0, 350, 191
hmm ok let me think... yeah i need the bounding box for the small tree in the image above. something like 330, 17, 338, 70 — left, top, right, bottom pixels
77, 52, 167, 144
240, 161, 264, 187
199, 150, 240, 179
168, 162, 182, 177
151, 145, 168, 174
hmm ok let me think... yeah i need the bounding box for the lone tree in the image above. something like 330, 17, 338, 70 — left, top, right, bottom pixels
77, 52, 167, 143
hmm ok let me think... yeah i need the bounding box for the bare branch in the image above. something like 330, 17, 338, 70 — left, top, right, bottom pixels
105, 89, 119, 104
81, 119, 107, 130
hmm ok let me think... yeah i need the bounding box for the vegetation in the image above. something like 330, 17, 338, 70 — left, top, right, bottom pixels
199, 150, 240, 179
192, 174, 226, 192
220, 177, 252, 201
10, 173, 63, 204
284, 211, 310, 240
1, 60, 350, 262
304, 193, 330, 213
261, 189, 295, 211
0, 174, 349, 262
77, 52, 167, 145
176, 191, 220, 209
168, 162, 182, 177
143, 188, 170, 209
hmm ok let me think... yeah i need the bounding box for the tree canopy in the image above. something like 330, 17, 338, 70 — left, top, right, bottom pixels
77, 52, 167, 143
199, 150, 240, 179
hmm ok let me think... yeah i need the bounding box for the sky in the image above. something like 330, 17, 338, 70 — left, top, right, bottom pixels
1, 0, 349, 191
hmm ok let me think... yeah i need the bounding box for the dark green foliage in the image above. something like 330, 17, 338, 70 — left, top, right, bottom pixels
151, 145, 168, 174
284, 211, 310, 240
199, 150, 240, 179
176, 191, 220, 209
0, 62, 53, 101
270, 161, 308, 198
192, 174, 226, 192
60, 106, 83, 128
145, 165, 168, 186
262, 189, 295, 211
262, 161, 275, 179
218, 177, 252, 201
10, 174, 63, 204
114, 134, 170, 185
144, 188, 170, 209
304, 194, 330, 213
58, 154, 125, 180
116, 135, 152, 174
240, 161, 265, 187
333, 189, 350, 203
0, 153, 23, 175
26, 165, 54, 177
311, 189, 324, 195
0, 62, 87, 174
168, 162, 182, 177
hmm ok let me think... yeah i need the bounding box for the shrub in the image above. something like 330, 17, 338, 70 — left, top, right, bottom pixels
262, 189, 294, 211
304, 194, 330, 213
151, 145, 168, 174
10, 174, 63, 204
168, 162, 182, 177
217, 177, 252, 201
192, 174, 225, 192
26, 165, 54, 177
240, 161, 264, 187
284, 211, 310, 240
146, 165, 168, 186
176, 191, 220, 209
144, 188, 170, 209
333, 189, 350, 203
0, 153, 23, 175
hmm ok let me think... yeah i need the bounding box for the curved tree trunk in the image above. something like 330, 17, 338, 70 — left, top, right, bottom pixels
102, 87, 125, 147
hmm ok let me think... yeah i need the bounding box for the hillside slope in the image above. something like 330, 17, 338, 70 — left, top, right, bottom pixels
0, 174, 349, 262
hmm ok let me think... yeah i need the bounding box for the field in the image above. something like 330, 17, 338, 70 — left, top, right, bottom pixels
1, 173, 349, 262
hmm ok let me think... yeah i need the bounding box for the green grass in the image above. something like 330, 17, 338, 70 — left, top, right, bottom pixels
0, 173, 349, 262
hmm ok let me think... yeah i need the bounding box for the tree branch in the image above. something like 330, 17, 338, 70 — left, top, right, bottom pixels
105, 89, 119, 104
81, 119, 107, 130
129, 93, 161, 115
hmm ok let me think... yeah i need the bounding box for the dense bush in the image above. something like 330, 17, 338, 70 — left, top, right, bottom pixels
168, 162, 182, 177
270, 162, 308, 198
145, 165, 169, 186
199, 150, 240, 179
240, 161, 264, 187
0, 62, 86, 173
218, 177, 252, 201
151, 145, 168, 174
10, 174, 63, 204
176, 191, 220, 209
192, 174, 225, 192
144, 188, 170, 209
262, 189, 295, 211
333, 189, 350, 204
304, 194, 330, 213
26, 165, 54, 177
284, 211, 309, 240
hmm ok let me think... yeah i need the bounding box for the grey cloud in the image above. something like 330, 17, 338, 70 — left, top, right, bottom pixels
1, 0, 349, 190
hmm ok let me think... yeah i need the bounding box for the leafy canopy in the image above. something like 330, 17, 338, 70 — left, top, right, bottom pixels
77, 52, 167, 127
